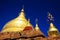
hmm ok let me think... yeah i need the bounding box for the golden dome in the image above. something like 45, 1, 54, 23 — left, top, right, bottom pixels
1, 8, 32, 32
48, 23, 59, 37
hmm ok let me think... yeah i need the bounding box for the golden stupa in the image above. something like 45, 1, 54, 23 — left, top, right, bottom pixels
35, 22, 40, 31
35, 18, 40, 30
35, 19, 40, 30
2, 7, 33, 32
47, 13, 59, 37
35, 19, 40, 31
35, 23, 40, 30
48, 23, 59, 37
34, 19, 45, 37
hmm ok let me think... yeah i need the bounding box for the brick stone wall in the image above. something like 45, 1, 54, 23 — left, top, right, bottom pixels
0, 30, 60, 40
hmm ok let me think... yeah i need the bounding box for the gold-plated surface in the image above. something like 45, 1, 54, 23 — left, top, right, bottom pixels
35, 19, 40, 30
2, 8, 33, 32
48, 23, 59, 37
49, 23, 58, 31
35, 23, 40, 30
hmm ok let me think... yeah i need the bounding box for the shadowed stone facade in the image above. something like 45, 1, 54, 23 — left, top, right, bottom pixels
0, 30, 45, 40
0, 30, 60, 40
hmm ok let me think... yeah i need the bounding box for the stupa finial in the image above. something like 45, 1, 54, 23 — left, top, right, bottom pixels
35, 18, 40, 30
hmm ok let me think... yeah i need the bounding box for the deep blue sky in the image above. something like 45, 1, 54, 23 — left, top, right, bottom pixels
0, 0, 60, 37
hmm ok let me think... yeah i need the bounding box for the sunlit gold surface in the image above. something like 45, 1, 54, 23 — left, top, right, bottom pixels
49, 23, 58, 31
35, 23, 40, 30
48, 23, 59, 37
2, 8, 33, 32
35, 19, 40, 30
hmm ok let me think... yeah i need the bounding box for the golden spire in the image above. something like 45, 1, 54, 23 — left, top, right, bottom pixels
35, 18, 40, 30
48, 13, 59, 37
49, 23, 58, 31
18, 5, 25, 19
1, 6, 29, 32
34, 18, 45, 37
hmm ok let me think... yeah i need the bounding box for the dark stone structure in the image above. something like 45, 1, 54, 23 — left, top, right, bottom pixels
0, 30, 60, 40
